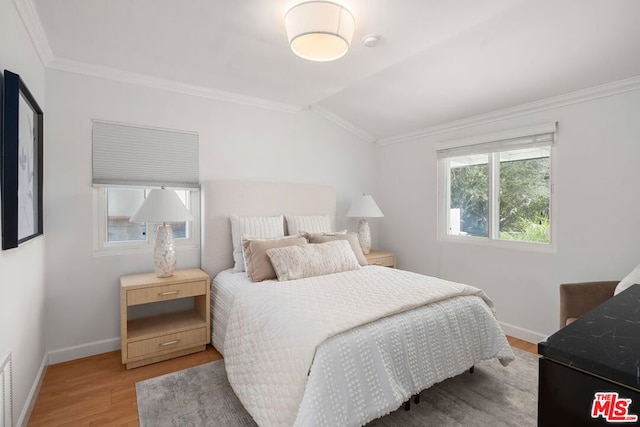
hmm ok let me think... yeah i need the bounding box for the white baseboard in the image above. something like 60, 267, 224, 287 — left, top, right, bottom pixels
48, 337, 120, 365
18, 352, 48, 427
499, 321, 548, 346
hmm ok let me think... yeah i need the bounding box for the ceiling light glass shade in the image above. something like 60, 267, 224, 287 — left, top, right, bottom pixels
285, 1, 356, 62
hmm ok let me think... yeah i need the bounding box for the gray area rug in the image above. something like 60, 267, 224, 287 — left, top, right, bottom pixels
136, 348, 537, 426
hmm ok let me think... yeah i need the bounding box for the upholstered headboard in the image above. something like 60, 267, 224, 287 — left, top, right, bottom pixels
200, 180, 336, 278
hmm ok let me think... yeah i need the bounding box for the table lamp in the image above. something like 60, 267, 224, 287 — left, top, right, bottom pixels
130, 188, 193, 277
346, 194, 384, 254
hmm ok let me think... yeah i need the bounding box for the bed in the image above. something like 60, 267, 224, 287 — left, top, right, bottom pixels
201, 180, 514, 427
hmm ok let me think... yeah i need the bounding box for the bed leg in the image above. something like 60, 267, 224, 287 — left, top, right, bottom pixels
404, 393, 420, 410
469, 365, 475, 374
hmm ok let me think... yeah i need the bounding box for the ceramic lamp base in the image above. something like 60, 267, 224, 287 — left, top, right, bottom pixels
357, 218, 372, 254
154, 224, 177, 277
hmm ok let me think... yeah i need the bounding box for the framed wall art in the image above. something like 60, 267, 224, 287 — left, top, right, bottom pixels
1, 70, 44, 250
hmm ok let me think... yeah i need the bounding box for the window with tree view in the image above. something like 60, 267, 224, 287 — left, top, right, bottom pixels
443, 138, 552, 245
498, 148, 550, 243
449, 154, 489, 238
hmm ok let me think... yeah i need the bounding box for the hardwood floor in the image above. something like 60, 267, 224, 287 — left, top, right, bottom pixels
507, 335, 539, 354
28, 347, 222, 426
28, 337, 536, 426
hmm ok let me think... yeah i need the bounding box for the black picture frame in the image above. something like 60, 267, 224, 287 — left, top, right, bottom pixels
1, 70, 44, 250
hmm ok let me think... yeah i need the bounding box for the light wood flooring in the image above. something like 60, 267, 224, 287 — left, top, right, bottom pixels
28, 337, 536, 426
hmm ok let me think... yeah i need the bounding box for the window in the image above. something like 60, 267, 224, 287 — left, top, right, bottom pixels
92, 120, 200, 254
106, 188, 190, 242
106, 188, 146, 242
438, 124, 555, 247
95, 186, 200, 254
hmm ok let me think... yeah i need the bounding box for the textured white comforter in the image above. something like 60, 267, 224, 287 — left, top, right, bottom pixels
224, 266, 514, 427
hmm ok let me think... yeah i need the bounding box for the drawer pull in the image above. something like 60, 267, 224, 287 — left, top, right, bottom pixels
160, 340, 180, 346
158, 290, 180, 296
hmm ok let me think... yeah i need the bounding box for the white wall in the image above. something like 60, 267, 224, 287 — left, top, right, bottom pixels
44, 69, 377, 361
0, 0, 47, 424
376, 89, 640, 342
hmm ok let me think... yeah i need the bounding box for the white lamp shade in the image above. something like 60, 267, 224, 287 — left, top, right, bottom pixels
285, 1, 355, 62
130, 188, 193, 223
346, 194, 384, 218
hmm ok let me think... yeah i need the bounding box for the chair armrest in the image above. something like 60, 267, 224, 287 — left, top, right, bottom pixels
559, 281, 618, 328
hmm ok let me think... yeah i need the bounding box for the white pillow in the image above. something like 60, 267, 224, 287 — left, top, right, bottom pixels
266, 240, 360, 281
285, 215, 332, 235
230, 215, 284, 272
614, 263, 640, 295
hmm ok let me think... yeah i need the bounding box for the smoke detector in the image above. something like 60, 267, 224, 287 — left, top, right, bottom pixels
362, 34, 380, 48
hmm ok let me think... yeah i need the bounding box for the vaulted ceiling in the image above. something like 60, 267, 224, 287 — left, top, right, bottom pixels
31, 0, 640, 142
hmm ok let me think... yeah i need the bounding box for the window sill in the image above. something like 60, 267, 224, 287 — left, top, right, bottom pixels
439, 235, 557, 253
93, 243, 199, 257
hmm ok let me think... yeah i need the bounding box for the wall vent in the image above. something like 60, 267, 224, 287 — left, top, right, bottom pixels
0, 353, 13, 427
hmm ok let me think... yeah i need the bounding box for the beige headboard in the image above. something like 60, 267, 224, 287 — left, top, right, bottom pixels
200, 180, 336, 278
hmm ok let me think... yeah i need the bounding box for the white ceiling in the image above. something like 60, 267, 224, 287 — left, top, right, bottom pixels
33, 0, 640, 141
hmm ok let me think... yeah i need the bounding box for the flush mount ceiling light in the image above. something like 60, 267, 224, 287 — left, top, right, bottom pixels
285, 1, 356, 62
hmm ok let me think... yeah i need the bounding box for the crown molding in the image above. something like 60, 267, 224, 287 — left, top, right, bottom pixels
14, 0, 301, 114
13, 0, 54, 65
47, 57, 303, 114
310, 105, 377, 143
15, 0, 640, 140
376, 75, 640, 146
14, 0, 302, 115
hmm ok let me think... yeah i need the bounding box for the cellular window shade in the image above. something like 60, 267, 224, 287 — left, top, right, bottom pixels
437, 123, 556, 159
92, 121, 199, 187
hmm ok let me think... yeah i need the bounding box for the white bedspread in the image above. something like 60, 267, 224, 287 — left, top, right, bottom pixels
224, 267, 514, 427
211, 269, 249, 354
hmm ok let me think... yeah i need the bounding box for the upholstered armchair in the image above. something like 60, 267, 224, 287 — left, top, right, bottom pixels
559, 281, 618, 328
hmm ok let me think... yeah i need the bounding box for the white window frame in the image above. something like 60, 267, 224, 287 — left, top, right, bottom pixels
437, 124, 557, 252
93, 185, 201, 256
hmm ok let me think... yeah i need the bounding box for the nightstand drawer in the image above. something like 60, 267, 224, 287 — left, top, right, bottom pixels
368, 255, 395, 267
127, 327, 207, 359
127, 280, 206, 305
364, 250, 396, 268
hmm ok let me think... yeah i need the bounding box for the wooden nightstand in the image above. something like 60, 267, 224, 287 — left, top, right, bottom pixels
365, 250, 396, 268
120, 268, 210, 369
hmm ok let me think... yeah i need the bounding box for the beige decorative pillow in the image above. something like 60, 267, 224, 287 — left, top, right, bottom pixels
242, 236, 307, 282
266, 240, 360, 281
304, 232, 368, 266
